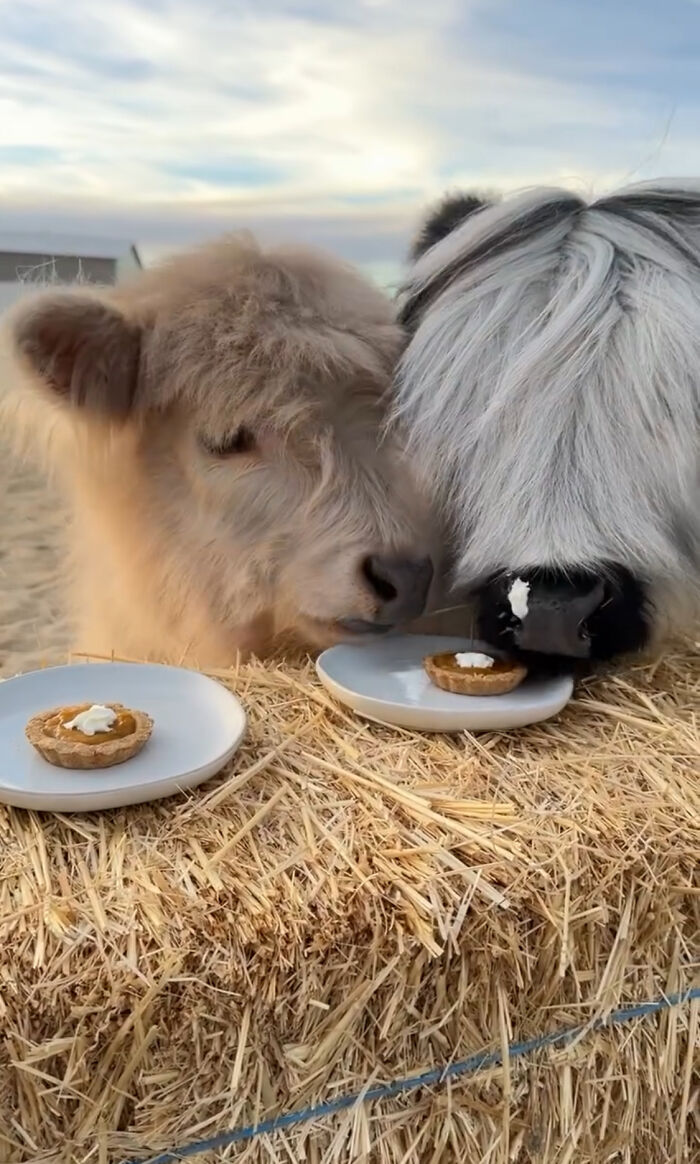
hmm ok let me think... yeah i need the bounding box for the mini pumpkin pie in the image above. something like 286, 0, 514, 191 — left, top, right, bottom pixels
424, 651, 527, 696
26, 703, 153, 770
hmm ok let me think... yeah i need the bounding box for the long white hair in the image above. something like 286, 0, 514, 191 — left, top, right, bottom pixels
395, 182, 700, 640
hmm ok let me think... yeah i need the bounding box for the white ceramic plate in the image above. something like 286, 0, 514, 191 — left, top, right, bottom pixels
0, 662, 246, 812
317, 635, 574, 732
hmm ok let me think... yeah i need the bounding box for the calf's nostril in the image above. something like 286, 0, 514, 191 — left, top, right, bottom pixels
362, 555, 399, 603
360, 553, 433, 624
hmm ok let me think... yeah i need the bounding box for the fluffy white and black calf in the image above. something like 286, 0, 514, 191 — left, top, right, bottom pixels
396, 183, 700, 666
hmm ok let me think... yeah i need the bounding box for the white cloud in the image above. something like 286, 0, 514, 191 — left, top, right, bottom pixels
1, 0, 700, 258
0, 0, 448, 203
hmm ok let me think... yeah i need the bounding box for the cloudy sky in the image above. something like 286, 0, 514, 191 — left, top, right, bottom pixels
2, 0, 700, 271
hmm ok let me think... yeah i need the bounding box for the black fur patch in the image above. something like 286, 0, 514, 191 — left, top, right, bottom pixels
595, 189, 700, 272
410, 193, 490, 261
475, 564, 651, 674
595, 189, 700, 221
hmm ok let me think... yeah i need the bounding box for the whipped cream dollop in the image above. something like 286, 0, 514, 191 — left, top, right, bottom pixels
454, 652, 494, 669
507, 577, 530, 620
64, 704, 117, 735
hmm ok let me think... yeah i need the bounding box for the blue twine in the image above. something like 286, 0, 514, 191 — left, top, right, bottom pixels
124, 987, 699, 1164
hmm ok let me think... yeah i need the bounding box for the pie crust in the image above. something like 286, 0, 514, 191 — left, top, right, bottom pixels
26, 703, 153, 769
424, 654, 527, 696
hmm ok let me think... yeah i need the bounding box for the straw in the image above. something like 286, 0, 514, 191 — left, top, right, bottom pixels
0, 640, 698, 1163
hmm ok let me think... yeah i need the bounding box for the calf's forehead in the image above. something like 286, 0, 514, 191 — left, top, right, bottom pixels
119, 239, 396, 330
123, 247, 400, 423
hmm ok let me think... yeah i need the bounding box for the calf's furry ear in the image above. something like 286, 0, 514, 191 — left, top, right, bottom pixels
410, 193, 491, 260
12, 293, 141, 420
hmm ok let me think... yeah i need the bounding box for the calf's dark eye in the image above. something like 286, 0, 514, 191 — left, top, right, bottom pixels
201, 427, 256, 457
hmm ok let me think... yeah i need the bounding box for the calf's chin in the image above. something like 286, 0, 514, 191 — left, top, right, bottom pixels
4, 235, 436, 666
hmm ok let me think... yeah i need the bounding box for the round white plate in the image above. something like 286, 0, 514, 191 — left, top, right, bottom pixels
0, 662, 246, 812
317, 635, 574, 732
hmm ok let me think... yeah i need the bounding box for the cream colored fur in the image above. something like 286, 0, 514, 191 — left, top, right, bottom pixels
2, 236, 435, 666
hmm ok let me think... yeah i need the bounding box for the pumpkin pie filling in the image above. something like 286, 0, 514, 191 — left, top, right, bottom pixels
42, 705, 137, 745
428, 653, 518, 677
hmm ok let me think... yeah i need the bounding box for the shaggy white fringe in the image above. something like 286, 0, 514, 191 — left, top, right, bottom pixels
395, 181, 700, 630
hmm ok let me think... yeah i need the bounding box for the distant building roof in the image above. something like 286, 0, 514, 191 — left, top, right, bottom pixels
0, 231, 141, 267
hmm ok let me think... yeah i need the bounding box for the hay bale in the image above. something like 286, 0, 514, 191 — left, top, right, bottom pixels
1, 644, 698, 1163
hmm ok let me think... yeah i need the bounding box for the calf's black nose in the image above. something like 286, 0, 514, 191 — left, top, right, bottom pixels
362, 554, 433, 624
475, 564, 651, 664
512, 576, 606, 658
